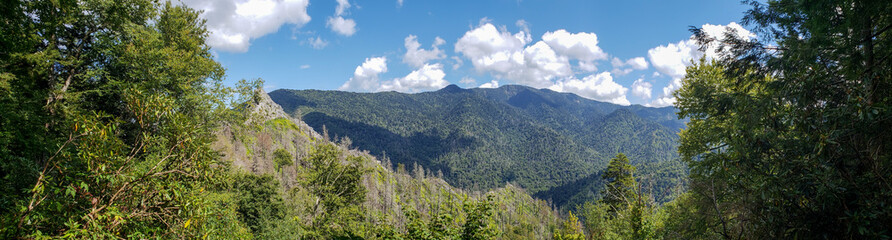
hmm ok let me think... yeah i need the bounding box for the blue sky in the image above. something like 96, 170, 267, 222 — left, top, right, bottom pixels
183, 0, 754, 107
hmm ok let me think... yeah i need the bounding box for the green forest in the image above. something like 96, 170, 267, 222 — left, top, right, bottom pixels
269, 84, 687, 208
1, 0, 891, 239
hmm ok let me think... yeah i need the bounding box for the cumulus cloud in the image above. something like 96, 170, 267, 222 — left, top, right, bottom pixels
379, 64, 450, 92
454, 22, 573, 88
542, 29, 608, 71
460, 76, 476, 84
611, 56, 649, 75
327, 16, 357, 36
647, 40, 700, 80
340, 58, 450, 93
339, 57, 388, 91
306, 36, 329, 49
327, 0, 357, 36
479, 80, 499, 88
549, 72, 630, 105
647, 22, 754, 107
631, 79, 652, 99
403, 35, 446, 68
541, 29, 608, 61
650, 78, 682, 107
454, 21, 613, 89
335, 0, 351, 15
515, 19, 530, 34
182, 0, 311, 52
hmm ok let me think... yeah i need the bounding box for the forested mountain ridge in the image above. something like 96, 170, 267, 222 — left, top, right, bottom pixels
269, 84, 687, 207
210, 89, 561, 238
5, 0, 890, 238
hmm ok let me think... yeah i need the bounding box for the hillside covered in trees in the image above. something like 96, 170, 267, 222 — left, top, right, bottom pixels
2, 0, 891, 239
269, 84, 688, 208
0, 1, 560, 238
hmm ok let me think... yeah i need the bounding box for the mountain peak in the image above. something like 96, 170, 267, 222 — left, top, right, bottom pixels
247, 88, 289, 124
437, 84, 467, 93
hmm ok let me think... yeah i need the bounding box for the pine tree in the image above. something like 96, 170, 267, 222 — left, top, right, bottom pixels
601, 153, 637, 213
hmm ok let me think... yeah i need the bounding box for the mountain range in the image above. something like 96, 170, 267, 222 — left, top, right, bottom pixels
269, 84, 687, 207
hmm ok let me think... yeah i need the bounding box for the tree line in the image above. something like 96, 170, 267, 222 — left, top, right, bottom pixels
2, 0, 890, 239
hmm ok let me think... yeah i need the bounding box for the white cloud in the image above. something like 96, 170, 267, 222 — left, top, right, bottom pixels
327, 16, 357, 36
626, 57, 648, 70
397, 0, 404, 7
631, 79, 652, 99
548, 72, 630, 105
300, 64, 311, 69
515, 19, 530, 34
648, 22, 754, 79
455, 22, 529, 62
647, 40, 700, 79
403, 35, 446, 68
650, 77, 682, 107
451, 56, 464, 70
454, 22, 573, 88
339, 57, 388, 91
611, 56, 648, 75
380, 64, 450, 92
306, 36, 329, 49
335, 0, 351, 16
479, 80, 499, 88
182, 0, 311, 52
578, 61, 598, 72
542, 29, 608, 71
327, 0, 357, 36
340, 58, 450, 93
647, 22, 754, 107
454, 21, 618, 89
460, 76, 476, 84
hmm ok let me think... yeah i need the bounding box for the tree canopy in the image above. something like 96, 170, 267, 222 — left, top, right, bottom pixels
676, 0, 892, 238
0, 0, 241, 237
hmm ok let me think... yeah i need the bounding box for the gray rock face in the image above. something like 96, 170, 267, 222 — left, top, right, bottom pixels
246, 89, 323, 140
247, 89, 288, 123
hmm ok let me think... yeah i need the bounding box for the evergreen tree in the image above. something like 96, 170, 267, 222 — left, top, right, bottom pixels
553, 211, 585, 240
601, 153, 637, 213
677, 0, 892, 237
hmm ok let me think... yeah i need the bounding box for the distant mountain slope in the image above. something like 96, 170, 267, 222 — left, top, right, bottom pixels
269, 84, 686, 207
213, 89, 559, 238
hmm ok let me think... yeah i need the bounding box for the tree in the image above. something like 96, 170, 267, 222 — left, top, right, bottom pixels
0, 0, 239, 238
303, 143, 367, 237
273, 148, 293, 170
553, 211, 585, 240
232, 174, 286, 234
601, 153, 637, 213
460, 195, 500, 240
678, 0, 892, 238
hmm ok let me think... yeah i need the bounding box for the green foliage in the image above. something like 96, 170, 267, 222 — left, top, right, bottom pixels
303, 143, 368, 238
0, 0, 244, 238
269, 84, 685, 208
0, 0, 564, 238
674, 0, 892, 237
273, 148, 293, 170
553, 212, 585, 240
232, 174, 286, 234
601, 153, 638, 213
397, 195, 501, 240
567, 153, 667, 240
655, 193, 715, 239
460, 195, 500, 240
